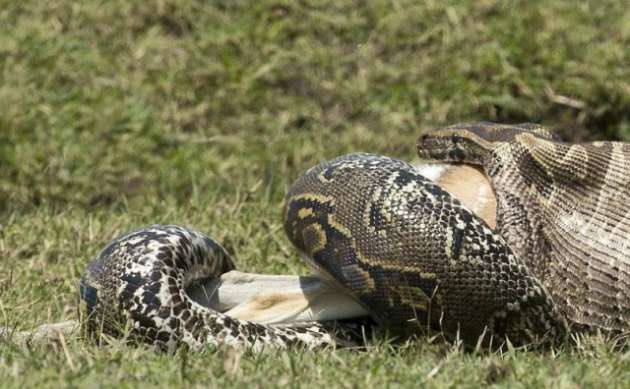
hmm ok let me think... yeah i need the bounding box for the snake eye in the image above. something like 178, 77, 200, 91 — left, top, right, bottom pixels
449, 146, 466, 160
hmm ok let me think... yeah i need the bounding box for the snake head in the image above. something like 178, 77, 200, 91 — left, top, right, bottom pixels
417, 129, 492, 166
417, 122, 559, 166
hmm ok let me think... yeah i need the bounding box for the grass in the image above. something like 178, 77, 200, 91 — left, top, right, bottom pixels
1, 0, 630, 387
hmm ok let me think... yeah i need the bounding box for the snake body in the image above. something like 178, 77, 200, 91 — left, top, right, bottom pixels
80, 225, 345, 350
81, 123, 630, 350
417, 122, 630, 334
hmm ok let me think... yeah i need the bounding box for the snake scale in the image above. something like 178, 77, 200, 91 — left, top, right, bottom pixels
80, 122, 630, 350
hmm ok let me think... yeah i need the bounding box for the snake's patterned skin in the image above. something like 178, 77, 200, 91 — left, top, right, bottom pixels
283, 153, 568, 347
81, 122, 629, 350
418, 122, 630, 335
80, 226, 347, 350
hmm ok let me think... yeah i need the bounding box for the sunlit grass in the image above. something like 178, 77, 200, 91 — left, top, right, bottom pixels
1, 0, 630, 387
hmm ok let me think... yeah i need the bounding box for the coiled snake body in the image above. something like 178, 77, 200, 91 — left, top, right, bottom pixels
80, 123, 630, 350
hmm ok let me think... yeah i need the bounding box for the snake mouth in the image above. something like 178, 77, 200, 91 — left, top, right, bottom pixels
186, 269, 369, 325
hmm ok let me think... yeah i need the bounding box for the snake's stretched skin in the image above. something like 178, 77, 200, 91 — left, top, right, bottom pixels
80, 123, 629, 350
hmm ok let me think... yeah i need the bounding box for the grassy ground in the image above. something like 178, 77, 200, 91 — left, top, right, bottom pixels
1, 0, 630, 387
